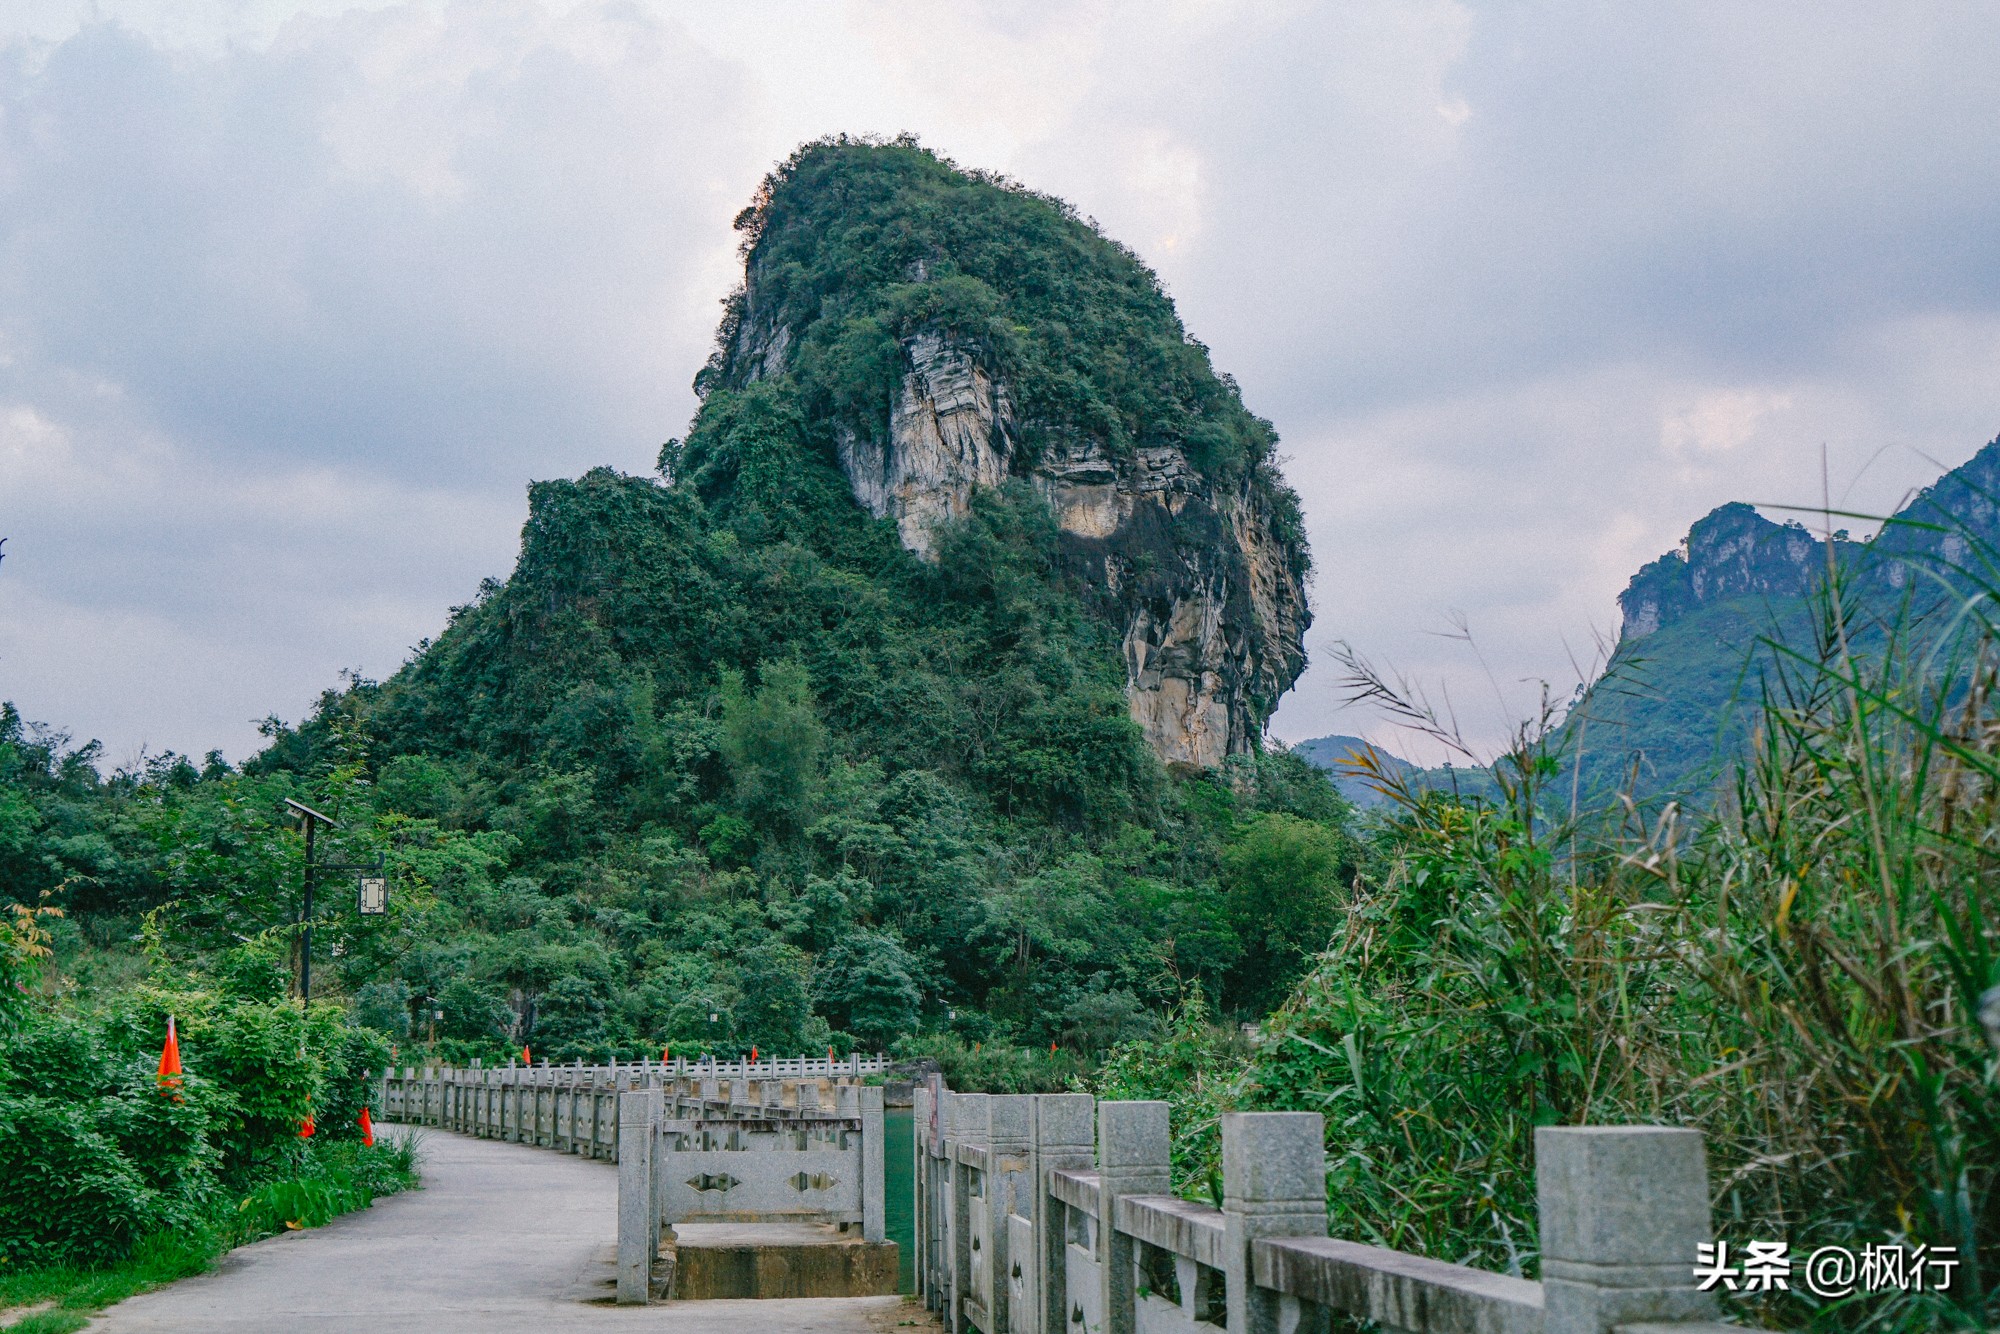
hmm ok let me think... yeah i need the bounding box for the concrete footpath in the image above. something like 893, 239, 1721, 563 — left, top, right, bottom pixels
89, 1128, 931, 1334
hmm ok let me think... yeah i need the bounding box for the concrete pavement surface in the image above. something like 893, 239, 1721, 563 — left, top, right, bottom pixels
89, 1127, 933, 1334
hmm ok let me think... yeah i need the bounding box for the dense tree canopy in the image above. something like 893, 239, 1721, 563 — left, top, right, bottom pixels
4, 140, 1348, 1068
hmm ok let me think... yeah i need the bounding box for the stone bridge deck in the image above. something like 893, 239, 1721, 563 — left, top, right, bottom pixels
87, 1128, 932, 1334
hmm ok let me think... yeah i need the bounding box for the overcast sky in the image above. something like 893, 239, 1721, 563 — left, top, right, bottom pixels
3, 1, 1998, 769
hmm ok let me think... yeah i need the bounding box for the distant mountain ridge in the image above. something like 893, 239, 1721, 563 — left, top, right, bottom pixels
1287, 735, 1418, 809
1619, 439, 2000, 645
1580, 433, 2000, 799
1294, 434, 2000, 807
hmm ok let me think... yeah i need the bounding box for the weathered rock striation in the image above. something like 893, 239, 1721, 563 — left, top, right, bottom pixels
704, 150, 1311, 769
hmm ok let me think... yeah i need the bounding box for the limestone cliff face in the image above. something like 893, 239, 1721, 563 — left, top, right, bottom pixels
1618, 503, 1822, 641
724, 301, 1307, 768
1871, 435, 2000, 587
839, 332, 1016, 558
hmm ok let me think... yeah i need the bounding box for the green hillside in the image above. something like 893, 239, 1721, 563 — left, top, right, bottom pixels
4, 139, 1346, 1075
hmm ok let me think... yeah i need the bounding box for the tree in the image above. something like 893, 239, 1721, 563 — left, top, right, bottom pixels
815, 931, 921, 1050
718, 662, 826, 834
1219, 814, 1351, 1013
736, 940, 821, 1052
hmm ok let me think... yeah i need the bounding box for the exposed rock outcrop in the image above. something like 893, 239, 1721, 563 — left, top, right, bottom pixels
839, 332, 1015, 558
699, 145, 1314, 769
1618, 503, 1821, 641
1870, 435, 2000, 588
720, 305, 1306, 769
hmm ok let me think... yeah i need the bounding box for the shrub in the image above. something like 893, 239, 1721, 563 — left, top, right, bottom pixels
892, 1031, 1089, 1093
0, 990, 395, 1267
0, 1094, 161, 1265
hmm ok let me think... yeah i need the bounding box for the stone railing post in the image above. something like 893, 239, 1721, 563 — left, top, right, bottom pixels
981, 1095, 1033, 1333
530, 1067, 543, 1146
647, 1084, 666, 1257
1098, 1102, 1171, 1334
915, 1083, 934, 1304
949, 1092, 987, 1333
617, 1089, 656, 1304
1535, 1126, 1717, 1334
1028, 1093, 1094, 1334
862, 1084, 887, 1243
1221, 1111, 1326, 1334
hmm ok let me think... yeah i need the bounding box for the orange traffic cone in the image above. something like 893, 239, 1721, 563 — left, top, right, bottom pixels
521, 1045, 531, 1066
156, 1015, 184, 1100
662, 1045, 670, 1064
358, 1106, 375, 1147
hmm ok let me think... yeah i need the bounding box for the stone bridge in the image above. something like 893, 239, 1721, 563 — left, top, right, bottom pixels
87, 1054, 1768, 1334
378, 1057, 899, 1303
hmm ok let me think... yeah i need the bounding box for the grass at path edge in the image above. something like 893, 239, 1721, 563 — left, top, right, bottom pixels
0, 1134, 422, 1330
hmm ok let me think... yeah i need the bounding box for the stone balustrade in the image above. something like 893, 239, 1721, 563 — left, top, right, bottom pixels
613, 1081, 889, 1304
914, 1083, 1756, 1334
376, 1059, 895, 1307
377, 1056, 889, 1153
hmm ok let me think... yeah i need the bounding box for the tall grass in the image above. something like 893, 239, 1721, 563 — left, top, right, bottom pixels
1102, 512, 2000, 1331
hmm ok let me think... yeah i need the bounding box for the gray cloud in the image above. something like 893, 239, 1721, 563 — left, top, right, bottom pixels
3, 0, 1999, 767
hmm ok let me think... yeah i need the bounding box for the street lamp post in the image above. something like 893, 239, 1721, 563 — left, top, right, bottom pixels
284, 797, 386, 1008
284, 799, 338, 1007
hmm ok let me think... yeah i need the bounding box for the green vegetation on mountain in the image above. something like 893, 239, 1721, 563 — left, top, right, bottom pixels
708, 139, 1300, 506
2, 141, 1347, 1096
1559, 440, 2000, 803
1299, 438, 2000, 812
